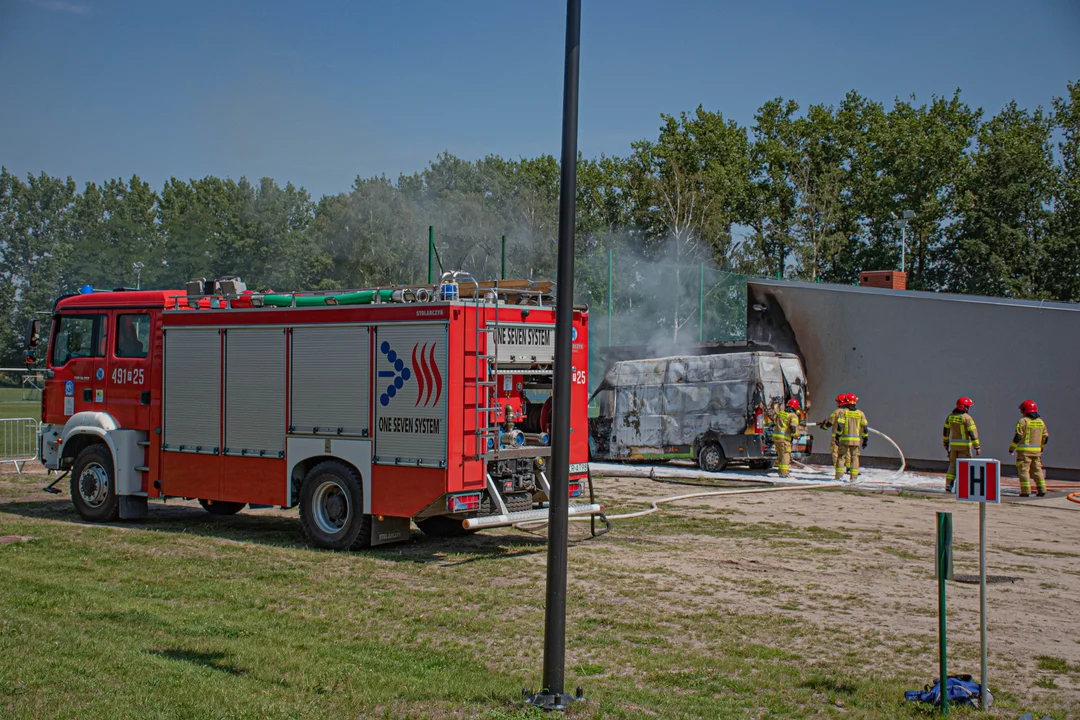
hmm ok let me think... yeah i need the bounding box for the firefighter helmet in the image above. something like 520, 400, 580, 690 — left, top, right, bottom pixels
786, 398, 800, 410
845, 393, 858, 406
1019, 399, 1038, 414
956, 397, 974, 411
834, 393, 846, 406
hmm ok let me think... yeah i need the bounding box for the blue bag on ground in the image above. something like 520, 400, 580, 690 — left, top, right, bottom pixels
904, 674, 992, 708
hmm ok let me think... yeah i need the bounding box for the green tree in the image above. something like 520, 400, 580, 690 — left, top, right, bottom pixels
0, 168, 77, 364
869, 92, 980, 289
946, 102, 1057, 298
70, 175, 162, 292
1046, 81, 1080, 302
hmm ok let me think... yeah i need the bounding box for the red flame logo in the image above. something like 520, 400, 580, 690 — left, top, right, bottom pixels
413, 342, 442, 407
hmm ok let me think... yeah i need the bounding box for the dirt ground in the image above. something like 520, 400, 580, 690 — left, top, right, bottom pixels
586, 472, 1080, 703
4, 461, 1079, 711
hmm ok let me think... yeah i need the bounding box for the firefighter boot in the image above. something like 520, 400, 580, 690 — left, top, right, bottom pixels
1032, 454, 1047, 496
1017, 452, 1033, 497
776, 439, 792, 478
847, 446, 861, 481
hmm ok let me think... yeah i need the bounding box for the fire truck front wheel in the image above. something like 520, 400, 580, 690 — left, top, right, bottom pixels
299, 461, 372, 550
70, 444, 120, 523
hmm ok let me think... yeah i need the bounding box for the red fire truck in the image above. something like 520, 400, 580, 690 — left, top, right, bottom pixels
26, 274, 599, 549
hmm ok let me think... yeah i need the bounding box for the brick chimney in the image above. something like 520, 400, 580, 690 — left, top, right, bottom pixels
859, 270, 907, 290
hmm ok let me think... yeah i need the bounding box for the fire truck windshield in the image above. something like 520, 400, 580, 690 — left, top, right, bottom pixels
52, 316, 95, 365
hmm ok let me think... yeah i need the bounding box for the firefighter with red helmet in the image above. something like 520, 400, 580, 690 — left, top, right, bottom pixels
773, 398, 802, 478
943, 396, 981, 493
1009, 400, 1049, 497
819, 393, 850, 476
834, 393, 868, 481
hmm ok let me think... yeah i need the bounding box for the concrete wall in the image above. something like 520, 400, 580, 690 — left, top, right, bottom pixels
747, 279, 1080, 478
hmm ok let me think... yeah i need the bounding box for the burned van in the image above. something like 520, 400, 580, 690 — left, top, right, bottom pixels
588, 352, 811, 472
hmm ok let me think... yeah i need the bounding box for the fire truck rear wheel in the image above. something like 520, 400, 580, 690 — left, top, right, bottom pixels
299, 461, 371, 550
70, 444, 120, 523
198, 499, 246, 516
415, 516, 474, 538
698, 443, 727, 473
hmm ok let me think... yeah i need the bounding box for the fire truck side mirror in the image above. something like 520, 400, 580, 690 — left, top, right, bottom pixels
24, 318, 41, 349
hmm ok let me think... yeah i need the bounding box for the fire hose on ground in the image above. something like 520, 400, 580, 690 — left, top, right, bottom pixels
514, 482, 842, 532
791, 424, 907, 477
514, 424, 905, 532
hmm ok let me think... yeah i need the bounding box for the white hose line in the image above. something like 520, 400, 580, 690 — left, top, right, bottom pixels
792, 423, 907, 477
601, 482, 842, 520
514, 482, 841, 530
515, 424, 907, 532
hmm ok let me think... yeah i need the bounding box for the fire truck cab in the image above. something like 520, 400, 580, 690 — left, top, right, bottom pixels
32, 274, 598, 549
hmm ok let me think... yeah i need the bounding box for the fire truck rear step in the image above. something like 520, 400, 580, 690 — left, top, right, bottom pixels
462, 503, 603, 530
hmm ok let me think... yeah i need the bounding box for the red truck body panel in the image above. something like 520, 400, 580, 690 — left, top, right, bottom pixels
44, 287, 587, 523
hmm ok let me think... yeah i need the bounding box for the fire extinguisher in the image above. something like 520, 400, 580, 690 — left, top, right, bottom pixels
754, 407, 764, 434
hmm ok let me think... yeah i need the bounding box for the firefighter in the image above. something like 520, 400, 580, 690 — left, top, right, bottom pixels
773, 398, 801, 478
943, 396, 981, 494
834, 393, 868, 481
819, 393, 850, 476
1009, 400, 1050, 497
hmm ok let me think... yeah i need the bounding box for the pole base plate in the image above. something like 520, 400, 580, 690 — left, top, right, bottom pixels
523, 686, 584, 712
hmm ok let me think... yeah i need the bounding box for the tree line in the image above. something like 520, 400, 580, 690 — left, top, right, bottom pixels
2, 82, 1078, 365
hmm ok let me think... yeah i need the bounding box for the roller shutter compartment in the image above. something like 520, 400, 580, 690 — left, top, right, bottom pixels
163, 328, 221, 453
225, 328, 286, 457
290, 326, 370, 436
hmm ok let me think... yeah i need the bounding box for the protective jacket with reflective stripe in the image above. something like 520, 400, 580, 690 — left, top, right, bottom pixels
819, 408, 841, 431
943, 412, 980, 449
835, 408, 868, 446
1010, 415, 1048, 454
773, 410, 800, 441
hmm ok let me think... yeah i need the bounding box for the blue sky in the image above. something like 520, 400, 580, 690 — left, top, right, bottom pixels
1, 0, 1078, 200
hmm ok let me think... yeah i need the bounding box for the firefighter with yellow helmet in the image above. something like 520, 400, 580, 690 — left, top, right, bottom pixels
943, 396, 981, 493
819, 393, 850, 476
1009, 400, 1049, 497
773, 398, 802, 478
834, 393, 868, 481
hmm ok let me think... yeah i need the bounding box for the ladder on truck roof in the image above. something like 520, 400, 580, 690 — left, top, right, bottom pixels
473, 287, 501, 462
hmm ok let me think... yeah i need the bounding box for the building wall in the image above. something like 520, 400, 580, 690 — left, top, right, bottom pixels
747, 279, 1080, 478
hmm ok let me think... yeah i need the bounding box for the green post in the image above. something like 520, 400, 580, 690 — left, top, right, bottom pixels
936, 511, 953, 715
607, 249, 613, 347
502, 235, 507, 280
428, 226, 435, 284
698, 261, 705, 343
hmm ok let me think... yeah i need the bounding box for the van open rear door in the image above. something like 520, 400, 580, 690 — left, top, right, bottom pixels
778, 356, 812, 455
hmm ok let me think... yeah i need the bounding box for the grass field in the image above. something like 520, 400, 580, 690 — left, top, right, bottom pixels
2, 476, 1077, 719
0, 387, 40, 421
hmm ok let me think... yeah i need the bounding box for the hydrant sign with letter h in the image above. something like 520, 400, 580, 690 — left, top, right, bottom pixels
956, 458, 1000, 504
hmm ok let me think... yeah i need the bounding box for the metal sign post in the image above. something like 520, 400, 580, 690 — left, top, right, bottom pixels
956, 458, 1000, 711
935, 511, 953, 715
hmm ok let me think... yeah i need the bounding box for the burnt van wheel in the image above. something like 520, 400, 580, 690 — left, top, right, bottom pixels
71, 444, 120, 523
198, 499, 246, 516
698, 443, 727, 473
299, 461, 371, 550
416, 516, 474, 538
